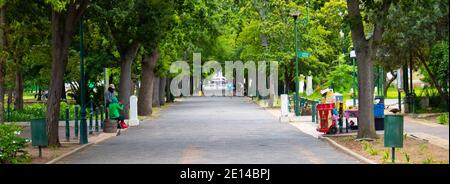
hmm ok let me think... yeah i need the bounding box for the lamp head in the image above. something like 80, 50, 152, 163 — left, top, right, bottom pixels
290, 11, 300, 20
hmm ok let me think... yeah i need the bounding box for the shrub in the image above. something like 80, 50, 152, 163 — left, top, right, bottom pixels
382, 150, 390, 164
9, 102, 90, 122
9, 103, 46, 122
361, 141, 379, 156
0, 124, 31, 164
437, 113, 449, 125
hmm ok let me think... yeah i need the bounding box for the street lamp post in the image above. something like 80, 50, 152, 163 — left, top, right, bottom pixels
79, 16, 88, 145
290, 11, 301, 116
350, 48, 357, 108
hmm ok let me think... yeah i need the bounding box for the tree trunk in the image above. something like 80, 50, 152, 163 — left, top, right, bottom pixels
159, 77, 166, 105
284, 64, 288, 94
47, 46, 68, 147
14, 67, 24, 110
347, 0, 392, 139
38, 81, 42, 101
135, 81, 140, 97
109, 74, 113, 86
268, 75, 274, 107
152, 77, 160, 107
130, 80, 136, 96
166, 77, 174, 103
0, 6, 6, 124
356, 55, 377, 139
46, 1, 89, 147
418, 55, 449, 103
384, 71, 397, 97
7, 89, 12, 108
118, 42, 140, 119
61, 81, 67, 101
138, 51, 159, 116
284, 60, 293, 95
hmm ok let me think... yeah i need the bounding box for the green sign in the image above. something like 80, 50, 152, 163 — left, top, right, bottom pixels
384, 115, 404, 148
88, 81, 95, 89
297, 52, 310, 58
31, 118, 48, 147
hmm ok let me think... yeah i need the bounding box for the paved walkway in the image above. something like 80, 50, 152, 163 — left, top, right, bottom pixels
403, 116, 448, 140
402, 116, 449, 149
58, 97, 359, 164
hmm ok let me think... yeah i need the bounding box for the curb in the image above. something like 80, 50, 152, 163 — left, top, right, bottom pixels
319, 136, 377, 164
45, 130, 127, 164
46, 142, 94, 164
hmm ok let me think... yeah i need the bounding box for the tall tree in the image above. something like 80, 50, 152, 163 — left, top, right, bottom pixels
91, 0, 141, 119
383, 0, 449, 105
46, 0, 89, 146
138, 50, 159, 116
347, 0, 393, 139
0, 2, 6, 124
136, 0, 175, 116
93, 0, 175, 118
6, 0, 50, 110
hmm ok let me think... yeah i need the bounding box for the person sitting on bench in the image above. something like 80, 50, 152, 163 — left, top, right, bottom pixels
108, 97, 128, 129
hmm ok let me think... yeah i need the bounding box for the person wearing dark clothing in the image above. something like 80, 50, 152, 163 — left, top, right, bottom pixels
105, 84, 116, 107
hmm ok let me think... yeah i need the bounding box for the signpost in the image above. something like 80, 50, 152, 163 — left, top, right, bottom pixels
397, 68, 403, 111
350, 50, 357, 107
297, 51, 310, 58
384, 114, 404, 163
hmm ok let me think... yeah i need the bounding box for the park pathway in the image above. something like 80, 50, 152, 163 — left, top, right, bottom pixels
58, 97, 359, 164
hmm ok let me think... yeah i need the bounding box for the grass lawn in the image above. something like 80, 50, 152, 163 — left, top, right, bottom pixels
385, 87, 441, 99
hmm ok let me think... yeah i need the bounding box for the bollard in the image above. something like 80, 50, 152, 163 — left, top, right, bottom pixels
95, 108, 99, 132
75, 105, 79, 137
345, 118, 349, 133
316, 100, 320, 124
288, 96, 292, 112
89, 104, 93, 135
65, 106, 70, 142
129, 95, 140, 126
305, 98, 309, 108
311, 100, 317, 123
7, 98, 11, 122
100, 105, 104, 129
412, 92, 416, 114
338, 102, 344, 133
299, 97, 304, 109
280, 94, 289, 122
398, 90, 402, 112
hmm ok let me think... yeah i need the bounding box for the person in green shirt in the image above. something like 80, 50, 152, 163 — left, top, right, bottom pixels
109, 97, 127, 129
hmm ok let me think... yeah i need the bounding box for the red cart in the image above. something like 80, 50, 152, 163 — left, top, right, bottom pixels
317, 103, 338, 134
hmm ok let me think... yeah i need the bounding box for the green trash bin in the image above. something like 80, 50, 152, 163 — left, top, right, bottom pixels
31, 118, 48, 157
384, 115, 404, 148
384, 114, 404, 163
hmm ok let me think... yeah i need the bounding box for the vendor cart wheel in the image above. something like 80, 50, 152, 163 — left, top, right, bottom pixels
329, 127, 338, 134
